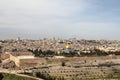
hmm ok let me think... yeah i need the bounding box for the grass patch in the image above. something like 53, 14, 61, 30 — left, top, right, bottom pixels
0, 73, 37, 80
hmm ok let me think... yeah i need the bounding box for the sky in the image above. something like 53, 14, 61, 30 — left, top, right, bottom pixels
0, 0, 120, 40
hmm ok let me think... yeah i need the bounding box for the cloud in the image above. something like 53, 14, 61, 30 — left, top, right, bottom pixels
0, 0, 85, 17
0, 0, 120, 40
0, 0, 87, 27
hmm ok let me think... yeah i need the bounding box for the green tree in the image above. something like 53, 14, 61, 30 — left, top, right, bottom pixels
61, 62, 66, 67
0, 60, 2, 63
0, 73, 3, 80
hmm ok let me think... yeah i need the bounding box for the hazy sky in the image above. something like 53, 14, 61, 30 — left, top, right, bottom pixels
0, 0, 120, 40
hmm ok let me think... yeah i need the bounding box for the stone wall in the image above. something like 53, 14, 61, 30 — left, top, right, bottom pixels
9, 54, 20, 67
47, 55, 120, 64
19, 58, 46, 68
0, 54, 10, 60
4, 52, 46, 68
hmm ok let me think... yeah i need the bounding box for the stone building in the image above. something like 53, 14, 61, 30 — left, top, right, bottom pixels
63, 43, 74, 53
5, 51, 46, 68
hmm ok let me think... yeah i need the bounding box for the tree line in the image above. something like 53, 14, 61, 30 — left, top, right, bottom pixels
28, 49, 120, 57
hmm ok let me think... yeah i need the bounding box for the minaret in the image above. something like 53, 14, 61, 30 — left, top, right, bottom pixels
16, 37, 20, 41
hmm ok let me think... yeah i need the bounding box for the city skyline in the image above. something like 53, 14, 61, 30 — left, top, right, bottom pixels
0, 0, 120, 40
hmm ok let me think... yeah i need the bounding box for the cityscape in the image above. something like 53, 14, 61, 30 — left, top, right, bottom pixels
0, 37, 120, 80
0, 0, 120, 80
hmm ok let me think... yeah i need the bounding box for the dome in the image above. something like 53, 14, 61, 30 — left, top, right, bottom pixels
66, 44, 71, 49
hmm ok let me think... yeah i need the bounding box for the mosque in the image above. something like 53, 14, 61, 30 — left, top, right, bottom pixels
64, 43, 74, 53
66, 44, 71, 49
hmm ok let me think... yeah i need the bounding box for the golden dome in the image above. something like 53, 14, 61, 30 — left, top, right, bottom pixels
66, 44, 71, 49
